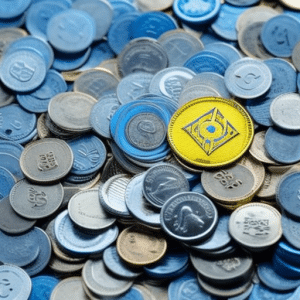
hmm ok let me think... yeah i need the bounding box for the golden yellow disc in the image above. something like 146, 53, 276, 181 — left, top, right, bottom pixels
167, 97, 254, 168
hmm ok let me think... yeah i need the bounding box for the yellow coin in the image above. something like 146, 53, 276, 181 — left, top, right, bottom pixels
167, 97, 254, 168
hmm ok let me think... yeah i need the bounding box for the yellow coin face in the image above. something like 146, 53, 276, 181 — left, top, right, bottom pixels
167, 97, 254, 168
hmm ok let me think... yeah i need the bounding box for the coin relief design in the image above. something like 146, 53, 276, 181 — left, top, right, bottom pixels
215, 258, 241, 272
27, 187, 47, 208
38, 151, 58, 171
10, 61, 35, 82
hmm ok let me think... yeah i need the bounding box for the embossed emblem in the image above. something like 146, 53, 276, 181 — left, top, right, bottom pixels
182, 107, 239, 156
272, 26, 290, 47
127, 82, 146, 100
150, 176, 178, 198
38, 151, 58, 171
0, 278, 13, 298
216, 258, 241, 271
180, 0, 213, 16
242, 214, 270, 236
214, 170, 242, 189
58, 18, 85, 43
138, 120, 156, 136
28, 187, 47, 208
9, 61, 35, 82
234, 69, 262, 90
73, 143, 100, 170
164, 77, 183, 99
180, 280, 201, 300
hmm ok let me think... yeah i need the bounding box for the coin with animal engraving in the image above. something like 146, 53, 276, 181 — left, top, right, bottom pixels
20, 138, 73, 183
9, 179, 64, 219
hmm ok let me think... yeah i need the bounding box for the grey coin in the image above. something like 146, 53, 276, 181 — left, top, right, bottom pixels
292, 41, 300, 72
100, 156, 129, 183
0, 264, 32, 300
118, 38, 168, 77
0, 152, 24, 181
68, 189, 116, 231
143, 163, 189, 208
60, 186, 81, 209
10, 179, 64, 219
0, 196, 36, 234
158, 29, 204, 67
48, 92, 97, 132
82, 259, 133, 298
74, 69, 119, 100
117, 72, 154, 104
125, 112, 167, 151
0, 80, 14, 107
49, 256, 85, 274
225, 58, 273, 99
149, 67, 195, 102
125, 174, 161, 227
20, 138, 73, 183
37, 113, 52, 139
270, 93, 300, 131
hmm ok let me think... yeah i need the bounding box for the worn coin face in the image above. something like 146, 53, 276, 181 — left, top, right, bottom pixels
20, 138, 73, 183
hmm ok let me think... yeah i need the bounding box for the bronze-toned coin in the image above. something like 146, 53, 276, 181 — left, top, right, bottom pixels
37, 113, 52, 139
49, 256, 85, 275
136, 0, 173, 11
61, 70, 83, 82
20, 138, 73, 183
116, 225, 167, 266
97, 59, 121, 79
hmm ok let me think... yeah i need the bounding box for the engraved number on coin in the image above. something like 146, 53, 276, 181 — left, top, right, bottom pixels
214, 170, 242, 189
10, 61, 35, 82
242, 215, 270, 237
0, 278, 13, 298
38, 151, 58, 171
216, 258, 241, 272
28, 187, 47, 208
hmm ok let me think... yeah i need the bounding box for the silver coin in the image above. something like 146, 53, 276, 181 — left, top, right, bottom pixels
158, 29, 204, 67
9, 179, 64, 219
125, 112, 167, 151
149, 67, 195, 102
68, 189, 116, 231
270, 93, 300, 131
0, 81, 14, 107
143, 163, 189, 208
292, 41, 300, 72
118, 38, 168, 77
117, 72, 154, 104
20, 138, 73, 183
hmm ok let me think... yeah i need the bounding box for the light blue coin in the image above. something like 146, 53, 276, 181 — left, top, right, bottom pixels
265, 127, 300, 164
0, 0, 31, 19
47, 9, 96, 53
54, 210, 119, 256
225, 0, 260, 5
31, 0, 72, 7
25, 1, 67, 40
200, 27, 237, 47
17, 69, 67, 113
173, 0, 221, 25
108, 12, 140, 55
132, 12, 177, 40
0, 14, 26, 29
0, 104, 36, 142
64, 171, 98, 184
0, 49, 47, 92
0, 140, 23, 159
184, 50, 229, 75
211, 4, 248, 41
276, 240, 300, 269
289, 286, 300, 300
298, 73, 300, 93
17, 128, 37, 145
67, 134, 107, 176
0, 153, 24, 181
109, 288, 144, 300
273, 254, 300, 280
261, 15, 300, 58
29, 275, 59, 300
0, 167, 15, 201
110, 0, 137, 23
285, 9, 300, 22
281, 214, 300, 251
249, 283, 293, 300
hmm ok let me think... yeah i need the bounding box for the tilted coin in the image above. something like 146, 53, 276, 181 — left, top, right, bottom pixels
97, 58, 120, 79
37, 113, 52, 139
136, 0, 173, 11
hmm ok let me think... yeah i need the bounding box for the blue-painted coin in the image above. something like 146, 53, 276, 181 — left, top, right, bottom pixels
289, 286, 300, 300
31, 0, 72, 8
0, 153, 24, 181
47, 9, 96, 53
29, 275, 59, 300
0, 49, 47, 92
225, 0, 260, 6
205, 42, 242, 64
265, 127, 300, 164
201, 27, 237, 47
273, 254, 300, 279
0, 140, 23, 159
285, 9, 300, 22
17, 69, 67, 113
281, 213, 300, 250
110, 0, 137, 23
211, 4, 248, 41
249, 283, 293, 300
67, 134, 107, 176
184, 50, 229, 75
173, 0, 221, 25
25, 1, 67, 41
54, 210, 119, 256
0, 14, 26, 29
0, 0, 31, 19
0, 167, 15, 201
298, 73, 300, 93
276, 240, 300, 268
261, 15, 300, 58
17, 128, 37, 145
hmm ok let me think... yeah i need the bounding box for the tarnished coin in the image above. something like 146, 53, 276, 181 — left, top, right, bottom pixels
229, 203, 282, 251
143, 163, 189, 208
20, 138, 73, 183
116, 225, 167, 266
48, 92, 97, 132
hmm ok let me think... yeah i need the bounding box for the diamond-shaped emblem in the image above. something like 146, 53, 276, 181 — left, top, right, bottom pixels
182, 107, 239, 156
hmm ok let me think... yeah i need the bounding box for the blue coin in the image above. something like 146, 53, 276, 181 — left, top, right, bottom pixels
285, 9, 300, 22
108, 12, 140, 55
25, 1, 67, 41
211, 4, 248, 41
0, 49, 47, 92
64, 171, 98, 184
225, 0, 260, 6
245, 58, 297, 126
173, 0, 221, 25
0, 167, 15, 201
29, 275, 59, 300
23, 227, 52, 277
31, 0, 72, 8
261, 14, 300, 58
200, 27, 238, 47
0, 0, 31, 19
0, 153, 24, 181
111, 288, 144, 300
289, 286, 300, 300
265, 127, 300, 164
67, 134, 107, 176
273, 254, 300, 279
110, 0, 137, 23
47, 9, 96, 53
54, 210, 119, 256
0, 13, 26, 29
17, 128, 38, 145
276, 240, 300, 268
17, 69, 67, 113
298, 73, 300, 92
0, 140, 23, 159
132, 12, 177, 40
249, 283, 293, 300
281, 213, 300, 250
184, 50, 229, 75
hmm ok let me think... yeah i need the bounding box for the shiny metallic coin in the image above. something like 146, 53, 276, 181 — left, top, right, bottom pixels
100, 156, 129, 183
117, 225, 167, 266
10, 179, 63, 219
229, 203, 282, 251
20, 138, 73, 183
68, 189, 116, 231
37, 113, 52, 139
143, 163, 189, 208
48, 92, 97, 132
118, 38, 168, 77
136, 0, 173, 11
98, 58, 121, 79
133, 284, 157, 300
